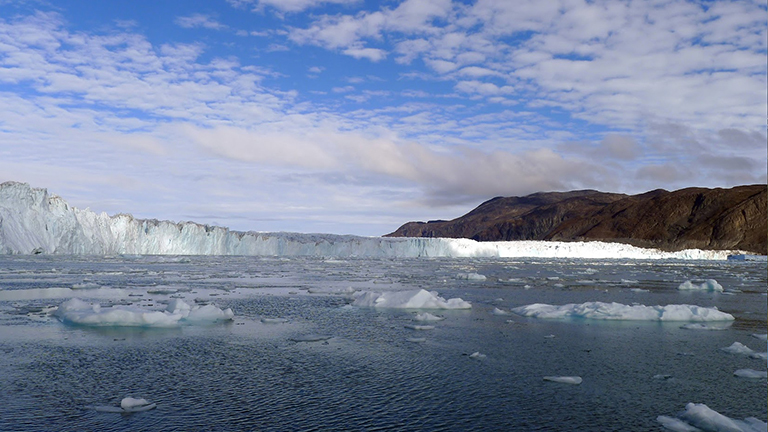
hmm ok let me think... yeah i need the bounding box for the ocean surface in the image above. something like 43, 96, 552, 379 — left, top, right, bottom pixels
0, 255, 765, 431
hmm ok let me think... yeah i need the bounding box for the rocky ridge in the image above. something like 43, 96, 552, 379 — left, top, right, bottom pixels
386, 185, 767, 254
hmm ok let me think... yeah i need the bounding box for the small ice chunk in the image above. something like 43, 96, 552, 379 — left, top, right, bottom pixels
469, 352, 486, 360
751, 334, 768, 341
405, 324, 435, 330
352, 289, 471, 309
734, 369, 768, 379
543, 376, 582, 385
118, 397, 156, 412
456, 272, 487, 281
261, 318, 289, 324
720, 342, 756, 356
630, 288, 649, 293
492, 307, 510, 316
414, 312, 444, 322
677, 279, 724, 292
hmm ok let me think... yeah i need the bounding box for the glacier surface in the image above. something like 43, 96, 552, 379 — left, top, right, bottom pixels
0, 182, 741, 259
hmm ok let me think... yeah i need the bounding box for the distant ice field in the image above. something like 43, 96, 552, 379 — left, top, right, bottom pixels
0, 255, 765, 431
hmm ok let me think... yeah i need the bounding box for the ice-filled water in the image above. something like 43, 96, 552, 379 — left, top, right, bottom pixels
0, 255, 765, 431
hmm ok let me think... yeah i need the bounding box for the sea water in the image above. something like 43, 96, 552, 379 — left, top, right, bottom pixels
0, 255, 765, 431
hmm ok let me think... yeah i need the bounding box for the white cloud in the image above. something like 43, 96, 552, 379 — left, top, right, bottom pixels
175, 14, 227, 30
258, 0, 359, 13
343, 46, 386, 61
455, 80, 514, 96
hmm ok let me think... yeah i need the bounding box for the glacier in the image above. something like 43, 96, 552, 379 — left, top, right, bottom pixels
0, 182, 742, 259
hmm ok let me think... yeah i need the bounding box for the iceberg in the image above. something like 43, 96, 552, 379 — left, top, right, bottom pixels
55, 298, 234, 327
512, 302, 734, 321
0, 182, 739, 260
352, 289, 471, 309
658, 403, 767, 432
678, 280, 724, 292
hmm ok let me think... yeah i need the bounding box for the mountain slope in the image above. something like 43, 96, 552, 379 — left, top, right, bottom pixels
386, 185, 767, 254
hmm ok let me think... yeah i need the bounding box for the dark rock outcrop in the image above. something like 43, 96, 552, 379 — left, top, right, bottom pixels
386, 185, 767, 254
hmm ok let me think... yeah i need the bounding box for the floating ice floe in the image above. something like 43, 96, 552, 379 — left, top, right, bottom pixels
512, 302, 734, 322
492, 307, 511, 315
95, 397, 156, 413
680, 323, 732, 331
352, 289, 471, 309
720, 342, 757, 356
261, 317, 289, 324
72, 282, 101, 290
455, 272, 487, 281
405, 324, 435, 330
469, 352, 486, 360
414, 312, 444, 322
752, 334, 768, 341
734, 369, 768, 379
657, 403, 767, 432
678, 279, 724, 292
55, 298, 234, 327
543, 376, 582, 385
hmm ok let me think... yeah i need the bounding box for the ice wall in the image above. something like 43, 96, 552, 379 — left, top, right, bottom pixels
0, 182, 738, 259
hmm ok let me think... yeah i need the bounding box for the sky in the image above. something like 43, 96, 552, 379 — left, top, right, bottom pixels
0, 0, 765, 236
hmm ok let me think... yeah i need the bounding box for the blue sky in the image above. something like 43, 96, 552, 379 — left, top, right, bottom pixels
0, 0, 766, 236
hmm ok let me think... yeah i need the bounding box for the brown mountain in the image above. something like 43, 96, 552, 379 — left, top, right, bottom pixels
386, 185, 767, 254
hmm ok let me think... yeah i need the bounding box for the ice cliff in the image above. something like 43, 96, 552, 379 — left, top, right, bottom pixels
0, 182, 737, 259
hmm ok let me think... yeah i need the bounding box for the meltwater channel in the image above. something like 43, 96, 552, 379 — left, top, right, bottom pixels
0, 255, 765, 431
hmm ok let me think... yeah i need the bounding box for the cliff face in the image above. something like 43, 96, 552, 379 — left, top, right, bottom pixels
386, 185, 767, 254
